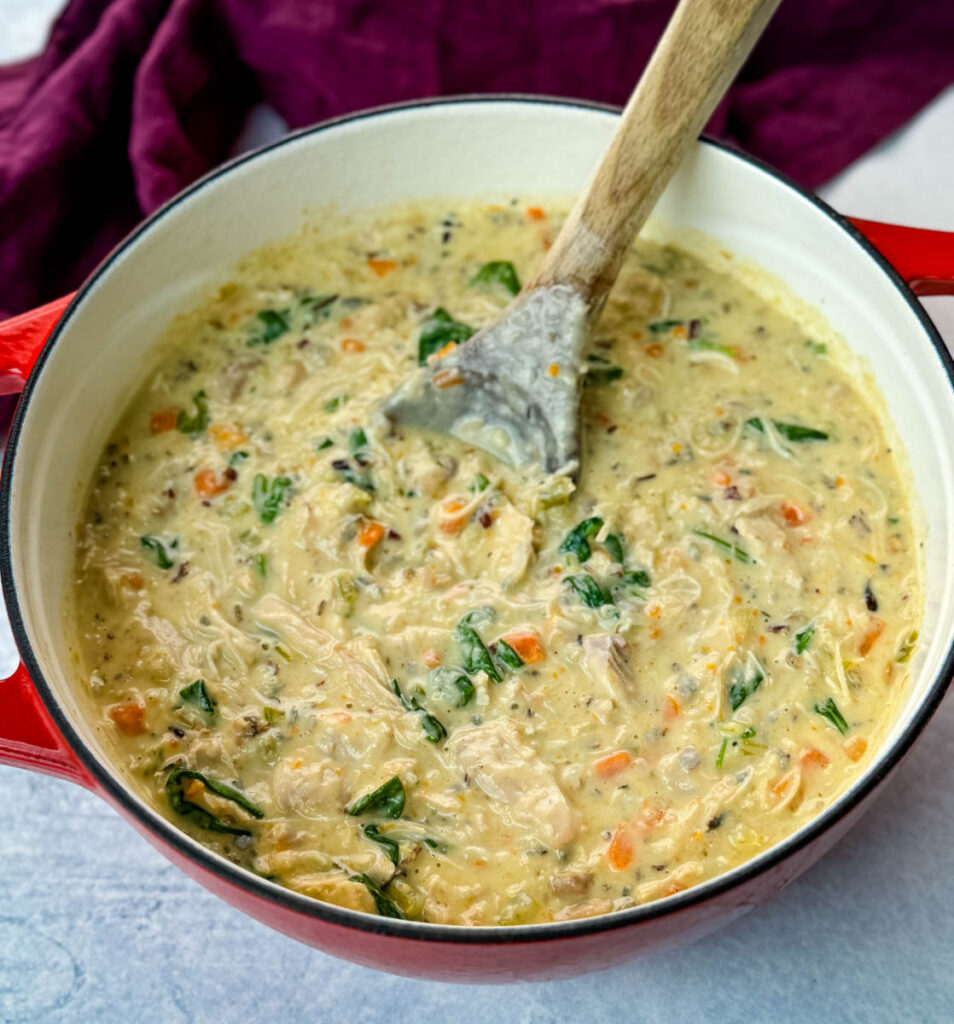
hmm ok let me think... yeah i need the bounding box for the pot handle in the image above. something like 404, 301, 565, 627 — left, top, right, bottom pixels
848, 218, 954, 297
0, 662, 93, 786
0, 292, 75, 395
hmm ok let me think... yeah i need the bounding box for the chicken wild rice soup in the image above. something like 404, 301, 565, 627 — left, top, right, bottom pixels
72, 199, 921, 926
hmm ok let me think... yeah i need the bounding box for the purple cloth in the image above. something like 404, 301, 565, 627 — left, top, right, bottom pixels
1, 0, 952, 317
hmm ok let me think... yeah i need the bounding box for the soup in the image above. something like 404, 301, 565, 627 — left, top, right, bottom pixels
71, 199, 920, 925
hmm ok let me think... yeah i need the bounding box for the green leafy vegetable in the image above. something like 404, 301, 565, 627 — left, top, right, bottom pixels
165, 766, 264, 835
456, 621, 501, 682
746, 418, 828, 442
621, 569, 651, 589
426, 667, 475, 708
689, 337, 736, 358
391, 679, 446, 743
229, 450, 249, 467
469, 472, 490, 493
316, 437, 334, 450
584, 354, 623, 384
815, 697, 849, 734
176, 391, 209, 434
471, 261, 521, 296
716, 737, 728, 769
350, 873, 405, 919
813, 343, 827, 355
559, 516, 604, 563
691, 528, 754, 565
363, 824, 400, 866
418, 307, 474, 364
564, 574, 613, 608
795, 622, 815, 655
604, 532, 625, 564
252, 474, 292, 524
896, 630, 918, 663
348, 776, 405, 819
262, 706, 285, 726
140, 534, 177, 569
248, 308, 290, 346
727, 656, 765, 711
349, 427, 368, 452
254, 553, 267, 577
323, 395, 345, 413
494, 640, 523, 671
649, 319, 684, 333
179, 679, 215, 716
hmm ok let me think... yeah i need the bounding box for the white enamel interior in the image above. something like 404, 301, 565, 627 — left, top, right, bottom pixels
8, 99, 954, 871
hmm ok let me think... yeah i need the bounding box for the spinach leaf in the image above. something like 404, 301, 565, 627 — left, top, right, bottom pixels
621, 568, 651, 589
348, 776, 405, 819
229, 450, 250, 467
262, 706, 285, 726
493, 640, 523, 671
648, 319, 684, 333
815, 697, 849, 734
794, 622, 815, 655
248, 308, 290, 346
176, 391, 209, 434
559, 516, 604, 563
316, 437, 334, 450
456, 620, 501, 682
691, 528, 754, 565
584, 354, 623, 384
140, 534, 177, 569
363, 824, 400, 866
391, 679, 446, 743
471, 261, 521, 296
350, 427, 368, 452
564, 574, 613, 608
689, 337, 736, 358
252, 474, 292, 524
350, 873, 405, 919
418, 308, 474, 364
469, 472, 490, 493
179, 679, 215, 716
426, 667, 475, 708
604, 532, 625, 564
323, 395, 345, 413
165, 766, 264, 835
746, 418, 828, 442
727, 656, 765, 711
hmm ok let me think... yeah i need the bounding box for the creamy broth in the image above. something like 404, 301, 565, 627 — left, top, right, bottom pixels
72, 200, 921, 926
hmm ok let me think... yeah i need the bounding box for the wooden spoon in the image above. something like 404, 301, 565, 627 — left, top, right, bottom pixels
383, 0, 781, 474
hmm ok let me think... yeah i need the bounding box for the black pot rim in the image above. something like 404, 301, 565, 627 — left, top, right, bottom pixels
3, 93, 953, 948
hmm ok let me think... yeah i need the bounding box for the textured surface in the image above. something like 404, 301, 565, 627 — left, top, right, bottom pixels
2, 5, 954, 1016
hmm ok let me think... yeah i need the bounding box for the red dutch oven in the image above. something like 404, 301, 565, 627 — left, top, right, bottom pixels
1, 98, 954, 983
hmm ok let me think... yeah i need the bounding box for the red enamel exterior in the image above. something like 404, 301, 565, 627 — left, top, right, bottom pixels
0, 189, 951, 980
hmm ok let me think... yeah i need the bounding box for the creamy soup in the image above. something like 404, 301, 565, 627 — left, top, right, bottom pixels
72, 199, 921, 926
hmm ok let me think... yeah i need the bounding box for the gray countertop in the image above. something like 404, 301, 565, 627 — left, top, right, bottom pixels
2, 7, 953, 1020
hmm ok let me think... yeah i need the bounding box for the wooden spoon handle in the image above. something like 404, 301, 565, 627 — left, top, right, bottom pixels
532, 0, 781, 309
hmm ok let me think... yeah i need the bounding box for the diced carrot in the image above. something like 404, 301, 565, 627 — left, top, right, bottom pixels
341, 337, 366, 353
547, 363, 560, 377
367, 258, 397, 277
607, 824, 634, 871
184, 779, 205, 800
194, 468, 232, 499
662, 695, 680, 723
121, 571, 145, 590
672, 324, 688, 340
438, 499, 469, 534
860, 618, 885, 656
209, 423, 248, 450
357, 521, 386, 548
433, 369, 465, 389
434, 341, 457, 359
109, 703, 146, 736
594, 750, 632, 779
779, 501, 811, 527
423, 648, 442, 669
644, 343, 664, 358
150, 408, 178, 433
834, 475, 844, 488
713, 469, 731, 487
844, 736, 868, 762
526, 206, 546, 221
503, 632, 545, 664
800, 747, 830, 769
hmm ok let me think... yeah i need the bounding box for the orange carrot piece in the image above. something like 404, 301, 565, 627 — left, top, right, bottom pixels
209, 423, 248, 450
844, 736, 868, 762
150, 408, 178, 433
713, 469, 731, 487
607, 824, 634, 871
662, 695, 680, 723
800, 747, 830, 769
121, 571, 145, 590
341, 337, 366, 353
357, 521, 386, 548
503, 632, 545, 664
423, 648, 442, 669
671, 324, 688, 340
860, 618, 885, 656
644, 343, 664, 358
110, 703, 146, 736
438, 500, 469, 534
779, 501, 811, 527
194, 468, 232, 499
594, 750, 632, 779
434, 341, 457, 360
526, 206, 546, 221
433, 369, 465, 389
367, 258, 397, 277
